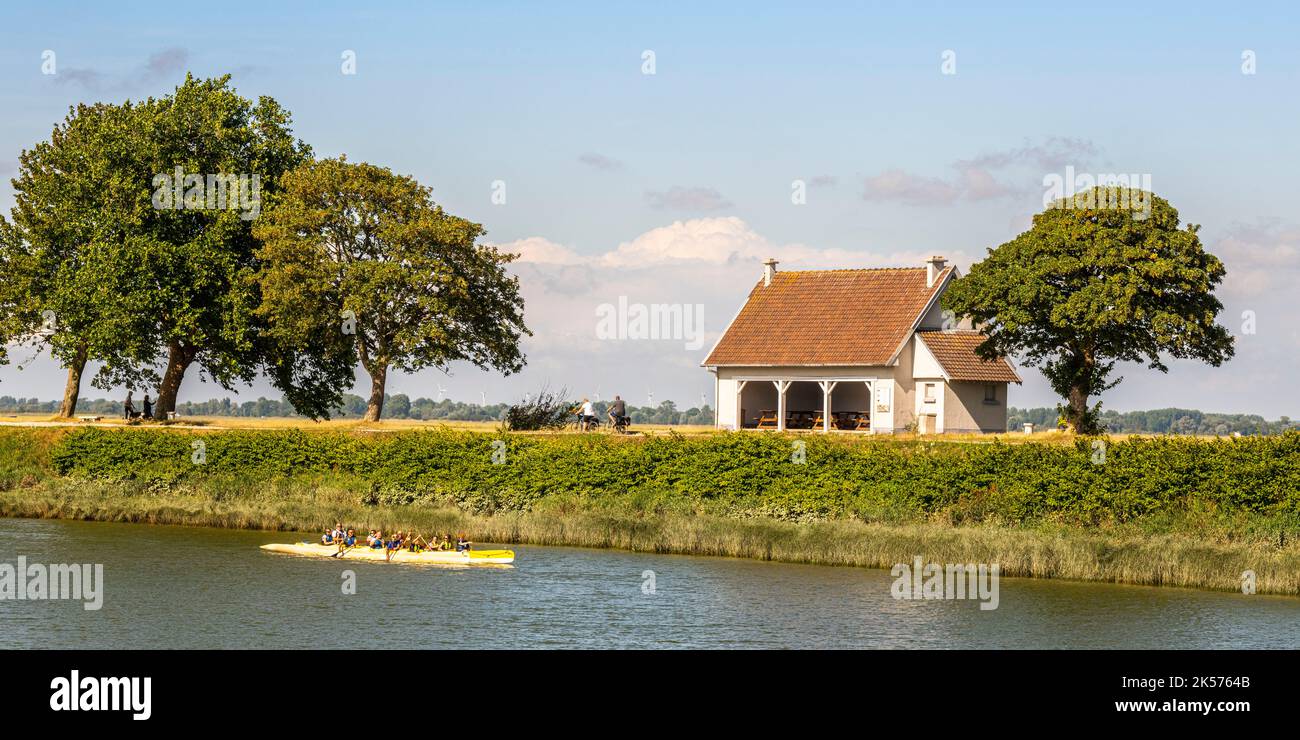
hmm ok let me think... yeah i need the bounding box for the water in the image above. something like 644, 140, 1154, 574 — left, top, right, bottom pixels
1, 517, 1297, 649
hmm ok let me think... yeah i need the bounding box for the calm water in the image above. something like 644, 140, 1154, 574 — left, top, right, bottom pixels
1, 517, 1297, 649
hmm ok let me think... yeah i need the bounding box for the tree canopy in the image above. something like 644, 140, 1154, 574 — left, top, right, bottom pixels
942, 187, 1235, 434
0, 100, 162, 415
1, 75, 312, 418
253, 157, 530, 421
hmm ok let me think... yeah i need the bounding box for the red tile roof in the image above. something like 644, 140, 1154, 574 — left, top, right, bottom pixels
917, 330, 1022, 383
703, 266, 953, 366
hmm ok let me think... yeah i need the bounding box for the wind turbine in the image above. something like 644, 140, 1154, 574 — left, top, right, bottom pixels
436, 383, 447, 402
479, 391, 487, 407
593, 386, 602, 403
647, 391, 654, 407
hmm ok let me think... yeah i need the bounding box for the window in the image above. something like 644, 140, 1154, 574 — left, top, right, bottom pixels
983, 384, 998, 405
923, 383, 937, 403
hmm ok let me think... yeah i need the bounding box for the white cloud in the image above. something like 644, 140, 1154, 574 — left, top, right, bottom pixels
1213, 221, 1300, 300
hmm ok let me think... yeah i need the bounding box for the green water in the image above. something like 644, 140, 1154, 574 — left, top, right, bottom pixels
1, 517, 1296, 649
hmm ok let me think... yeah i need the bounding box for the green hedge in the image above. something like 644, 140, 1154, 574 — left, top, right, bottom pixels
43, 428, 1300, 523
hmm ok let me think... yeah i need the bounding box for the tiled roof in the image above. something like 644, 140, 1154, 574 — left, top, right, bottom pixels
703, 267, 953, 366
916, 330, 1022, 383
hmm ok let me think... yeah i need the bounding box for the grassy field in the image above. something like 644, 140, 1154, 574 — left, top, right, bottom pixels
0, 412, 1097, 443
0, 413, 722, 434
2, 425, 1297, 595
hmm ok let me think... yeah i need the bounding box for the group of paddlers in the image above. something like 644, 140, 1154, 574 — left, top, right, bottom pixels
321, 522, 470, 561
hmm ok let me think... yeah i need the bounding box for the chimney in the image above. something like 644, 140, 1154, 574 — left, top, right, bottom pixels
762, 258, 779, 287
925, 255, 947, 288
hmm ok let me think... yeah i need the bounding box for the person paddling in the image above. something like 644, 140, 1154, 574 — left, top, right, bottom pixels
385, 531, 404, 562
330, 528, 357, 557
455, 533, 471, 553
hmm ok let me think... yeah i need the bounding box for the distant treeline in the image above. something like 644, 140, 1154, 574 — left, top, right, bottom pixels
4, 394, 1292, 434
1008, 407, 1298, 436
0, 395, 715, 426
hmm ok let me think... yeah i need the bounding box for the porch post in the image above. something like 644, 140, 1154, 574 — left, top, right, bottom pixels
774, 380, 790, 431
735, 380, 747, 431
819, 381, 837, 432
865, 380, 876, 435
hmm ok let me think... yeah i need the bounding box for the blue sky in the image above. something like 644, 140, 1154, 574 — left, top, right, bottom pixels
2, 1, 1298, 415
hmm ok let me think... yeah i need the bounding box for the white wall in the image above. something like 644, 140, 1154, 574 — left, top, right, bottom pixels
914, 379, 945, 433
944, 381, 1009, 433
717, 376, 737, 429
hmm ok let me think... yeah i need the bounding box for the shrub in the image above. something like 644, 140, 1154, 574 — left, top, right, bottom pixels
40, 428, 1300, 524
503, 386, 573, 431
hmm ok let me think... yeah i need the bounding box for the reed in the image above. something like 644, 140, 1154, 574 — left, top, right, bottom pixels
3, 477, 1299, 596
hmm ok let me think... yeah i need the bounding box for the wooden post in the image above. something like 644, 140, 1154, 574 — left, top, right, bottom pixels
865, 380, 876, 434
774, 380, 790, 431
735, 380, 747, 430
818, 381, 837, 432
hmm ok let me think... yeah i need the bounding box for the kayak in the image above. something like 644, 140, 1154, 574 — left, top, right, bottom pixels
260, 542, 515, 565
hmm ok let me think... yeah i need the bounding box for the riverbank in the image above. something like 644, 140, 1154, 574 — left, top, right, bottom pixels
5, 478, 1300, 595
3, 427, 1299, 595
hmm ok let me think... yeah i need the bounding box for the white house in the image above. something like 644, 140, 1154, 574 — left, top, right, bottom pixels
702, 256, 1020, 434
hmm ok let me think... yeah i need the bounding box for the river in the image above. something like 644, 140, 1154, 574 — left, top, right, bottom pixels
1, 518, 1296, 649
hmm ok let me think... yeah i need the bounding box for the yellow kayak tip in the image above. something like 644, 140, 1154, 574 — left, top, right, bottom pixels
260, 542, 515, 565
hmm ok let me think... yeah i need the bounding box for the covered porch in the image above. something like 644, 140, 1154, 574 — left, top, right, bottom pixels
734, 378, 876, 432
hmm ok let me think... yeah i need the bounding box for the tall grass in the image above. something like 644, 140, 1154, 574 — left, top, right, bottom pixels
3, 477, 1299, 595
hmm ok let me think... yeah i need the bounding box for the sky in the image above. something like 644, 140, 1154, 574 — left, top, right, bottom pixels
1, 1, 1298, 415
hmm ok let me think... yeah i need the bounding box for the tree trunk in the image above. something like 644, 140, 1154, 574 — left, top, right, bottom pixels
57, 345, 88, 418
154, 341, 195, 420
364, 363, 387, 422
1065, 383, 1089, 434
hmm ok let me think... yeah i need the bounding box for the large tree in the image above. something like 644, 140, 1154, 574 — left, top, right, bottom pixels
136, 74, 311, 418
0, 101, 162, 416
942, 187, 1234, 434
253, 157, 530, 421
1, 75, 311, 419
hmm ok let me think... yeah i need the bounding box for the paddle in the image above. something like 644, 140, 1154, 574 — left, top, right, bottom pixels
331, 540, 354, 558
410, 530, 428, 553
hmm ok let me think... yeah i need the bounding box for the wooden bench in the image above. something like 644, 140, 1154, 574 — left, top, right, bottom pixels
77, 415, 103, 422
756, 410, 779, 429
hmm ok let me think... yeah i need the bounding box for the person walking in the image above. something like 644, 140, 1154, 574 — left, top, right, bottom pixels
123, 391, 135, 421
142, 393, 153, 420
